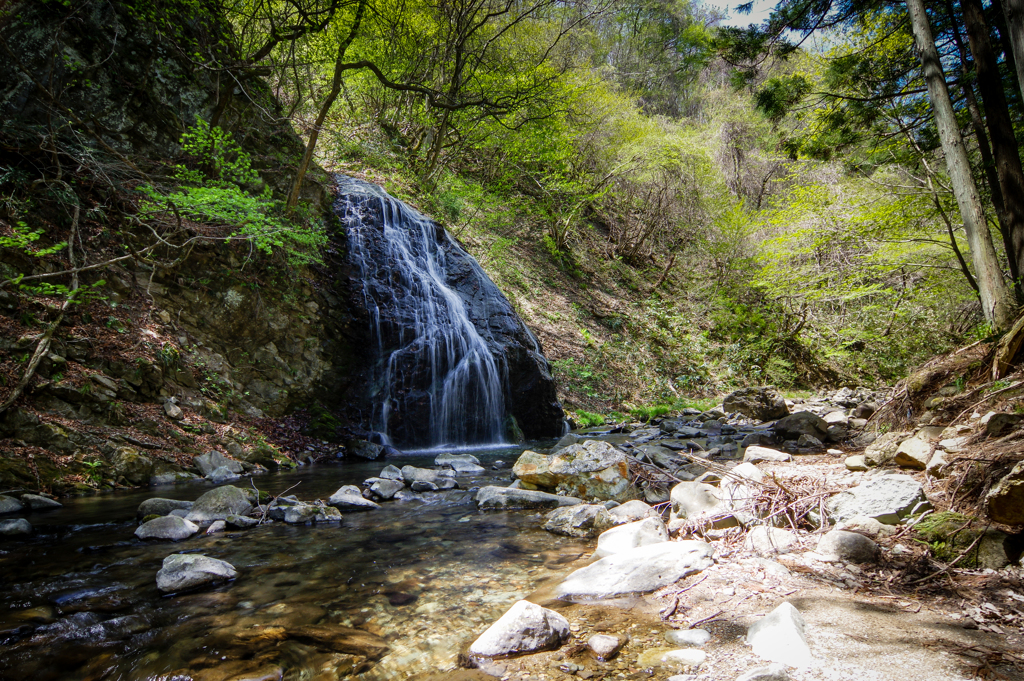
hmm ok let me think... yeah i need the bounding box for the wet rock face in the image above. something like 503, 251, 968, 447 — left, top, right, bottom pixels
335, 178, 564, 446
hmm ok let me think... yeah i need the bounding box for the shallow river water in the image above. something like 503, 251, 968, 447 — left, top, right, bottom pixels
0, 444, 593, 681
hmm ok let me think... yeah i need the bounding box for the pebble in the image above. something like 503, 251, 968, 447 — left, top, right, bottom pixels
664, 629, 711, 647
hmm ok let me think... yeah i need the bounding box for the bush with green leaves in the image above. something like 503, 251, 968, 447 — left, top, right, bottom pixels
138, 120, 325, 266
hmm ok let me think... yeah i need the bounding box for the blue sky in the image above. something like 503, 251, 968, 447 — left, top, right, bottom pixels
700, 0, 777, 27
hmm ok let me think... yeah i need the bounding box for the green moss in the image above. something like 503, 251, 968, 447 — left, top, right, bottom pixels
914, 511, 981, 567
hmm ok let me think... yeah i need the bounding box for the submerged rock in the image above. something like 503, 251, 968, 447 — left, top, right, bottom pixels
468, 599, 570, 657
556, 540, 714, 599
156, 553, 237, 593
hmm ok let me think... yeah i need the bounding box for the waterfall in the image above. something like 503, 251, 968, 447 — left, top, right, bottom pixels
335, 176, 510, 448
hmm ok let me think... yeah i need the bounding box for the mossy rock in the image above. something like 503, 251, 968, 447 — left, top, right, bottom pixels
141, 514, 161, 523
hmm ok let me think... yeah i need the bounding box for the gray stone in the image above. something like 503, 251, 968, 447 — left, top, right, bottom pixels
370, 478, 405, 500
193, 451, 243, 477
722, 387, 789, 421
468, 600, 570, 657
555, 541, 714, 599
796, 434, 824, 449
0, 518, 32, 536
835, 516, 895, 538
348, 439, 384, 460
816, 529, 878, 563
987, 461, 1024, 525
743, 446, 791, 463
863, 431, 910, 466
588, 633, 624, 660
773, 412, 828, 440
169, 509, 190, 518
595, 517, 669, 557
986, 413, 1024, 437
378, 464, 403, 480
826, 424, 849, 441
744, 526, 798, 554
665, 628, 711, 647
476, 486, 581, 510
826, 474, 932, 524
206, 520, 226, 534
138, 497, 193, 519
135, 515, 199, 541
978, 529, 1012, 569
225, 514, 259, 529
110, 447, 155, 486
206, 466, 241, 484
411, 481, 438, 492
735, 663, 790, 681
268, 499, 342, 524
0, 494, 25, 514
513, 440, 631, 501
894, 436, 931, 470
186, 486, 253, 524
608, 499, 657, 524
328, 485, 380, 511
926, 450, 950, 477
844, 454, 869, 471
156, 553, 237, 592
544, 504, 615, 538
401, 465, 442, 484
435, 452, 480, 466
163, 401, 183, 420
746, 602, 811, 667
823, 411, 848, 425
449, 460, 486, 474
670, 482, 735, 528
852, 402, 878, 419
20, 494, 62, 510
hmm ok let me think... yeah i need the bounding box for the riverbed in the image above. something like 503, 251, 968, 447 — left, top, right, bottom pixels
0, 444, 592, 681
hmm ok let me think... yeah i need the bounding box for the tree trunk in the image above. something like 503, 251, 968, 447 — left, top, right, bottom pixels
1002, 0, 1024, 104
907, 0, 1014, 330
286, 0, 367, 211
963, 0, 1024, 299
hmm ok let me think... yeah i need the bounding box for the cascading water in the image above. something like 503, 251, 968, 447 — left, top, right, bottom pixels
336, 175, 518, 448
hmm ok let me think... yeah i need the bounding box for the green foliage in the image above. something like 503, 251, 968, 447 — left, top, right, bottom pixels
629, 403, 672, 422
573, 410, 606, 428
138, 121, 326, 266
914, 511, 980, 567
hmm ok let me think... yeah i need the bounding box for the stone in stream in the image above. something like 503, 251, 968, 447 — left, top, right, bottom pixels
0, 494, 25, 514
328, 485, 381, 511
206, 520, 226, 534
435, 452, 480, 466
0, 518, 32, 537
665, 628, 711, 647
378, 464, 404, 480
448, 460, 486, 474
20, 494, 62, 510
595, 517, 669, 557
825, 474, 931, 524
368, 478, 405, 500
206, 466, 241, 484
401, 465, 453, 484
135, 515, 200, 541
137, 498, 194, 519
226, 514, 259, 529
608, 499, 657, 524
186, 486, 253, 524
347, 439, 384, 460
156, 553, 237, 593
816, 529, 878, 563
743, 446, 791, 463
468, 599, 570, 657
773, 412, 828, 441
543, 504, 615, 538
555, 541, 714, 599
193, 451, 243, 477
268, 497, 342, 524
512, 440, 631, 501
746, 602, 811, 668
588, 633, 624, 660
722, 387, 789, 421
476, 486, 581, 510
411, 481, 438, 492
986, 461, 1024, 525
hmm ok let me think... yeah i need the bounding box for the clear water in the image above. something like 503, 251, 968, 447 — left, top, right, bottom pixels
337, 177, 510, 448
0, 446, 591, 681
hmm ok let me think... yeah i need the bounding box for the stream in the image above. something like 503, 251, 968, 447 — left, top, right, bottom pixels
0, 444, 593, 681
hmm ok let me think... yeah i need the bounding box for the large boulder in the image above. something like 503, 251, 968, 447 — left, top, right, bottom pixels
110, 446, 155, 486
595, 517, 669, 557
476, 486, 581, 510
893, 432, 934, 470
135, 515, 199, 541
156, 553, 237, 593
185, 486, 253, 524
468, 600, 570, 657
773, 412, 828, 441
670, 463, 762, 529
723, 387, 789, 421
347, 440, 384, 460
825, 475, 931, 524
543, 504, 615, 538
512, 440, 631, 501
21, 494, 62, 510
863, 431, 911, 466
555, 541, 714, 599
0, 494, 25, 514
987, 461, 1024, 525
